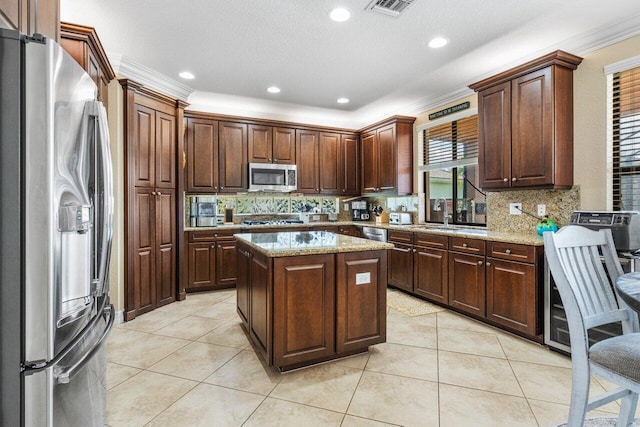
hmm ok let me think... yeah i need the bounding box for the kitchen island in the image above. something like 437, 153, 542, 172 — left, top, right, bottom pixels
235, 230, 392, 371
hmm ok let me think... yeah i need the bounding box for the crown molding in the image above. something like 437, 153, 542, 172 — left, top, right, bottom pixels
108, 53, 194, 102
401, 87, 474, 117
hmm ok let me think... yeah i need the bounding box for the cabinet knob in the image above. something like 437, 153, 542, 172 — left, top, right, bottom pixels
157, 191, 161, 196
486, 262, 492, 266
218, 245, 222, 249
413, 249, 417, 253
505, 249, 512, 254
462, 243, 468, 248
273, 158, 277, 162
211, 245, 215, 249
342, 189, 346, 193
151, 191, 156, 195
478, 260, 483, 265
512, 177, 517, 182
503, 178, 508, 182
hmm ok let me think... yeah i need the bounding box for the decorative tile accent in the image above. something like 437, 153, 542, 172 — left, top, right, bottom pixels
273, 197, 290, 214
322, 198, 337, 213
217, 197, 236, 213
291, 197, 320, 213
236, 196, 256, 214
252, 197, 274, 214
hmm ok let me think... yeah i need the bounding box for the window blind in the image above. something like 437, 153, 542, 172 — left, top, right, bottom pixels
420, 115, 478, 171
612, 66, 640, 210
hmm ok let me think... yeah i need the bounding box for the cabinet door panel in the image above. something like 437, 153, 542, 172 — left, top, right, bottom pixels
388, 243, 413, 292
216, 238, 237, 286
319, 132, 340, 194
248, 124, 272, 163
250, 252, 271, 360
133, 188, 155, 314
295, 130, 319, 193
486, 259, 536, 335
236, 246, 250, 326
273, 127, 296, 164
155, 112, 176, 189
340, 135, 359, 195
511, 67, 553, 187
478, 82, 511, 189
133, 104, 156, 187
377, 124, 397, 191
414, 247, 448, 304
273, 255, 335, 367
361, 131, 378, 192
155, 190, 175, 306
188, 243, 215, 290
336, 251, 386, 353
448, 252, 485, 317
0, 0, 19, 29
187, 119, 218, 192
219, 121, 248, 192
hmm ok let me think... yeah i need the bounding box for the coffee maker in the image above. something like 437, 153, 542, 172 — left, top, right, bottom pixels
352, 200, 370, 221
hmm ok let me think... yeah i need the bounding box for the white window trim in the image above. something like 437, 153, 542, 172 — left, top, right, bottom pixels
604, 55, 640, 210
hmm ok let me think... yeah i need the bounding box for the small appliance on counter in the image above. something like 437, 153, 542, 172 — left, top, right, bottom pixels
389, 212, 412, 225
190, 196, 218, 227
352, 200, 370, 221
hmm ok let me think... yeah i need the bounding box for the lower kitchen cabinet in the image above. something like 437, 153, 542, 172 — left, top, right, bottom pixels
413, 246, 448, 304
186, 231, 237, 291
448, 251, 486, 318
388, 243, 413, 292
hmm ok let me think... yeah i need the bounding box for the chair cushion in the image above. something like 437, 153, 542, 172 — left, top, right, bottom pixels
589, 333, 640, 383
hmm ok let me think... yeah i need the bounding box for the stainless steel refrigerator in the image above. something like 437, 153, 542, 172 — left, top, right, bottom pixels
0, 29, 114, 426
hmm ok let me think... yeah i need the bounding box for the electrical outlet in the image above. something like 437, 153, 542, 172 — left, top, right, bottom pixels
537, 204, 546, 216
509, 203, 522, 215
343, 203, 349, 211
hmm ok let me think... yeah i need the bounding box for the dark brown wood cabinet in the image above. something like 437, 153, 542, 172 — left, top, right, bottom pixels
186, 230, 237, 291
470, 51, 582, 190
236, 245, 251, 325
295, 129, 320, 193
248, 125, 295, 164
60, 22, 115, 112
413, 234, 448, 304
340, 134, 360, 195
359, 116, 415, 195
388, 229, 414, 293
448, 237, 486, 318
0, 0, 59, 41
185, 116, 247, 193
122, 80, 185, 321
318, 132, 341, 194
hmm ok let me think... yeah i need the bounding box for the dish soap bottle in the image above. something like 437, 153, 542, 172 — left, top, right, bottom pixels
536, 215, 558, 235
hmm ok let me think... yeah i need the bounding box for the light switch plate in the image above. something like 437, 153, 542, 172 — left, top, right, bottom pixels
509, 203, 522, 215
537, 204, 546, 216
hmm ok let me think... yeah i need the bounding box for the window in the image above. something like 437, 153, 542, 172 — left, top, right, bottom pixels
419, 114, 486, 225
612, 66, 640, 210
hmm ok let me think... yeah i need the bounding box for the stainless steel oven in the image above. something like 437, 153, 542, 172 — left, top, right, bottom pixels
190, 196, 218, 227
544, 210, 640, 353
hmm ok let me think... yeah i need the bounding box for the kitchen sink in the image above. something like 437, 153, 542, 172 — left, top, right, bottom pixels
419, 226, 488, 236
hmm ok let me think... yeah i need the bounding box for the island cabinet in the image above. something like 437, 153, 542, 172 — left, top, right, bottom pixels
235, 232, 389, 371
186, 230, 237, 292
185, 115, 248, 193
469, 50, 582, 190
448, 237, 486, 318
248, 125, 296, 164
360, 116, 415, 195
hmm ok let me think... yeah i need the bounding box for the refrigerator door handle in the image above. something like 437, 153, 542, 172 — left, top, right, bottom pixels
54, 304, 114, 385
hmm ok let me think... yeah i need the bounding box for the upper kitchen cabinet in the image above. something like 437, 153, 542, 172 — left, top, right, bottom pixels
295, 129, 320, 193
469, 51, 582, 190
0, 0, 59, 41
60, 22, 115, 112
359, 116, 415, 195
339, 133, 360, 196
185, 113, 248, 193
248, 125, 296, 164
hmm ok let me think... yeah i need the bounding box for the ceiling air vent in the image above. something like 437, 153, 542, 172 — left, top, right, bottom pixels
366, 0, 415, 18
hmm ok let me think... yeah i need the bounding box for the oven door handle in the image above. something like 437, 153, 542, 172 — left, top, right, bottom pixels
54, 304, 114, 384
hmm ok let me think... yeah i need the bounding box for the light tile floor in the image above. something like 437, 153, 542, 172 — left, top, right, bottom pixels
106, 288, 621, 427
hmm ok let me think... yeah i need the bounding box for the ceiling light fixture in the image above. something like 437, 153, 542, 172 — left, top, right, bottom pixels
337, 97, 349, 104
428, 37, 448, 48
267, 86, 281, 93
329, 7, 351, 22
179, 71, 195, 79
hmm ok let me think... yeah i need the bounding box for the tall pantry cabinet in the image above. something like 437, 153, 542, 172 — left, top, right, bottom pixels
121, 79, 187, 320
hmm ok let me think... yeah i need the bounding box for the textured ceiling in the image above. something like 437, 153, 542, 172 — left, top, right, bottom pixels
61, 0, 640, 127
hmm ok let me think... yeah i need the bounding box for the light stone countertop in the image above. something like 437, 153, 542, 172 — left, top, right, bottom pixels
185, 221, 544, 246
235, 231, 393, 258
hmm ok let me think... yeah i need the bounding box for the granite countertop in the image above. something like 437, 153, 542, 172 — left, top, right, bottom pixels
235, 231, 394, 257
185, 221, 544, 246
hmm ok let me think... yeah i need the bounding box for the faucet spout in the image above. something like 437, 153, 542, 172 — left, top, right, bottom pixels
436, 197, 452, 227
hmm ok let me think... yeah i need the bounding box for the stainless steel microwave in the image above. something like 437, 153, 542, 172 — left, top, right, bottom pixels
248, 163, 297, 192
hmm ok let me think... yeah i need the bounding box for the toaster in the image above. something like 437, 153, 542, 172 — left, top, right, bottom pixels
389, 212, 412, 225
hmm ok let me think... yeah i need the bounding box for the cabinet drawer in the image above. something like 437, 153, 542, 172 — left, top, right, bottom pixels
449, 237, 485, 255
487, 241, 535, 263
388, 230, 413, 244
189, 230, 237, 242
414, 233, 448, 249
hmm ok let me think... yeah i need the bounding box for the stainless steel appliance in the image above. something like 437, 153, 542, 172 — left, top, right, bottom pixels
190, 196, 218, 227
0, 30, 114, 426
389, 212, 412, 225
352, 200, 370, 221
248, 162, 297, 192
544, 211, 640, 353
362, 226, 387, 242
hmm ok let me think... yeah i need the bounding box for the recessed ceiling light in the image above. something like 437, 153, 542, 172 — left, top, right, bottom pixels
179, 71, 195, 79
337, 97, 349, 104
329, 7, 351, 22
267, 86, 281, 93
428, 37, 448, 48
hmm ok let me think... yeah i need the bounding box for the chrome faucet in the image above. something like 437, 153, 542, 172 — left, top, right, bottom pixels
434, 197, 452, 227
